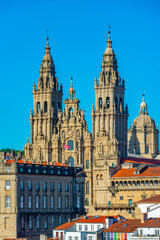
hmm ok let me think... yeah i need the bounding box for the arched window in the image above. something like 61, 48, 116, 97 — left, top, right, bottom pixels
115, 97, 118, 110
120, 97, 123, 111
99, 98, 102, 108
86, 160, 89, 169
69, 108, 73, 118
44, 101, 47, 113
67, 140, 74, 150
37, 102, 40, 113
100, 174, 103, 180
68, 156, 74, 167
86, 181, 89, 195
86, 198, 89, 206
106, 97, 110, 108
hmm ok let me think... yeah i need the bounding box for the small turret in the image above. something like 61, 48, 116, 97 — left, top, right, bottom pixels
69, 77, 75, 100
139, 94, 148, 115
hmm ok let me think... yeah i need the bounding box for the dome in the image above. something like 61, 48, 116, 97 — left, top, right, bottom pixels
43, 53, 52, 62
133, 114, 155, 128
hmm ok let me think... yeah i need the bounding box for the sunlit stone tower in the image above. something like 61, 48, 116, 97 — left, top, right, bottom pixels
25, 37, 63, 162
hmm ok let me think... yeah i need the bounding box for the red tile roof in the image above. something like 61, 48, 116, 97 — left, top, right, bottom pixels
112, 167, 160, 178
136, 194, 160, 204
53, 222, 75, 230
139, 218, 160, 228
104, 219, 141, 233
5, 160, 68, 167
76, 216, 119, 223
121, 157, 160, 165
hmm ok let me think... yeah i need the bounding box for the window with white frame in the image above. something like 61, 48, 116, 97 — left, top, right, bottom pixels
91, 225, 94, 231
97, 225, 101, 230
5, 180, 10, 190
89, 237, 92, 240
20, 195, 24, 208
79, 224, 82, 231
58, 196, 62, 209
37, 216, 40, 229
36, 195, 40, 208
28, 195, 32, 208
74, 237, 78, 240
69, 237, 72, 240
5, 196, 10, 208
85, 225, 88, 231
51, 196, 54, 209
43, 196, 47, 208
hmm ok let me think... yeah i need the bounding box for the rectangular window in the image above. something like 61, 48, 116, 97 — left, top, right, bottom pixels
74, 237, 78, 240
76, 183, 80, 192
28, 195, 32, 208
51, 182, 54, 192
91, 225, 94, 231
58, 183, 62, 192
77, 196, 80, 209
52, 216, 55, 228
28, 168, 31, 173
51, 196, 54, 209
20, 180, 24, 190
120, 196, 123, 200
129, 199, 132, 207
69, 237, 72, 240
29, 216, 33, 229
68, 140, 74, 150
58, 196, 62, 209
59, 215, 62, 225
4, 217, 10, 229
36, 169, 39, 174
28, 180, 32, 191
36, 195, 40, 208
79, 225, 82, 231
5, 180, 10, 190
5, 196, 10, 208
65, 182, 69, 192
20, 195, 24, 208
89, 237, 92, 240
37, 216, 40, 229
36, 181, 40, 191
44, 217, 48, 229
97, 225, 101, 230
85, 225, 88, 231
43, 196, 47, 208
43, 181, 47, 191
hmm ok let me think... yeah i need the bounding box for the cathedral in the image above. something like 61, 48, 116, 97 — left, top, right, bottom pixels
24, 31, 160, 218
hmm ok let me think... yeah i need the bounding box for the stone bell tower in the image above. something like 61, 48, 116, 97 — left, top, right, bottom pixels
89, 31, 129, 215
92, 30, 128, 159
25, 37, 63, 162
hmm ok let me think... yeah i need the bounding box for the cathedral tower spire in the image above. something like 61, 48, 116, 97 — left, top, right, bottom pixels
92, 30, 128, 158
25, 37, 63, 163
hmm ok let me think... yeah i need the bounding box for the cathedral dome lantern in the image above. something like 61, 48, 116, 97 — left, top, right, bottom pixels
139, 94, 148, 115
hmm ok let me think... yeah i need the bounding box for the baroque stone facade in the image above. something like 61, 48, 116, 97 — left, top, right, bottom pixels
24, 31, 159, 219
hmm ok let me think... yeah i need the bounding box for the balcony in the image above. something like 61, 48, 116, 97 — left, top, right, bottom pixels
94, 203, 135, 209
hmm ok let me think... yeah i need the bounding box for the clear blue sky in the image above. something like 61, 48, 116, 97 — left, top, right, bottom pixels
0, 0, 160, 150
